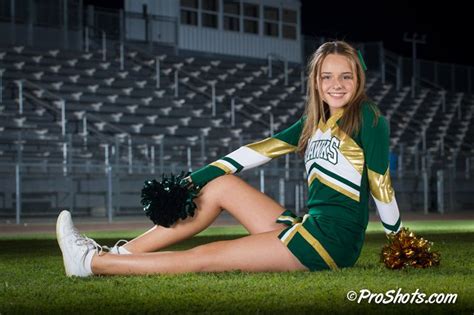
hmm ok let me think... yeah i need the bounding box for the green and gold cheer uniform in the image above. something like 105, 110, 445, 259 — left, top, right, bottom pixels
187, 101, 402, 271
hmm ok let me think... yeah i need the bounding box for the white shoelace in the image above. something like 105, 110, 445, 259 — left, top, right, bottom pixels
70, 224, 127, 255
72, 229, 106, 256
112, 239, 129, 248
101, 239, 129, 253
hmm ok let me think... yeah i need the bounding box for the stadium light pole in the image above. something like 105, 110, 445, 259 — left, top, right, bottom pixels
62, 0, 68, 49
10, 0, 15, 45
403, 33, 426, 98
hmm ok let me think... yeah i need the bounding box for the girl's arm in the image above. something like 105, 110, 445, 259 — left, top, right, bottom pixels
361, 105, 402, 234
185, 116, 306, 189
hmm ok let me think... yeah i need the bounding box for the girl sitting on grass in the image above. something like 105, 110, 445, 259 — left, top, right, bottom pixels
56, 40, 402, 276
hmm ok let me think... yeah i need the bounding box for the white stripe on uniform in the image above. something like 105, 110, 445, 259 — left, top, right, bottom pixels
226, 146, 271, 171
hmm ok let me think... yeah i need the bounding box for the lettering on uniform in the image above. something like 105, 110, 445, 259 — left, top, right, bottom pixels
305, 136, 341, 165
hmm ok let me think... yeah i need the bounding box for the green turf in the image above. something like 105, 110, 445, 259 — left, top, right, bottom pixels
0, 221, 473, 314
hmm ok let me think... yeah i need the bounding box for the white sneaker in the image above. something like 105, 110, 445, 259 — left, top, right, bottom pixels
56, 210, 104, 277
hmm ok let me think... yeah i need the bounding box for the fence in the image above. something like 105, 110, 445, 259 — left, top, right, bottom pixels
0, 160, 310, 223
0, 0, 82, 49
1, 150, 473, 223
0, 0, 177, 51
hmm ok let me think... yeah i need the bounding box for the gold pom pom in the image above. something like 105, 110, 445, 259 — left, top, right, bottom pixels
381, 227, 440, 269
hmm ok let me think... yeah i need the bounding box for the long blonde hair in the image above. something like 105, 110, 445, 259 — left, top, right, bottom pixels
296, 41, 373, 158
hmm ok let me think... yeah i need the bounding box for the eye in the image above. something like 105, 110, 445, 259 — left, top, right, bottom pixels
321, 75, 331, 80
343, 75, 353, 80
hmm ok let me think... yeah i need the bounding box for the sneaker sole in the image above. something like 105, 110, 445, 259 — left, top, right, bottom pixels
56, 210, 72, 276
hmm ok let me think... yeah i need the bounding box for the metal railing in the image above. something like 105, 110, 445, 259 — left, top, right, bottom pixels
118, 41, 219, 113
84, 25, 107, 61
116, 40, 276, 136
2, 158, 473, 224
11, 79, 137, 174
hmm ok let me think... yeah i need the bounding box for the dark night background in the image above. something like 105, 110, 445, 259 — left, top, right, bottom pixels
85, 0, 471, 67
300, 0, 471, 66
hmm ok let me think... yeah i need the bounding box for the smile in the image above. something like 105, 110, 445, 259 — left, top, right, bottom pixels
328, 92, 346, 97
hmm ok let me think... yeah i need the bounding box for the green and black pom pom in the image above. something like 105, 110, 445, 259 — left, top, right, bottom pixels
141, 171, 201, 228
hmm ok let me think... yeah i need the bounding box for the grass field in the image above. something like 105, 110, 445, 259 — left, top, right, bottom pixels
0, 220, 473, 314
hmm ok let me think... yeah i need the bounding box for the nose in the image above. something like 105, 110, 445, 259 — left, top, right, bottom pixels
333, 79, 342, 89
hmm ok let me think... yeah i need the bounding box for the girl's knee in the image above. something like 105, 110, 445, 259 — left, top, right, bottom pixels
186, 245, 212, 272
188, 241, 231, 272
199, 175, 240, 203
207, 174, 240, 188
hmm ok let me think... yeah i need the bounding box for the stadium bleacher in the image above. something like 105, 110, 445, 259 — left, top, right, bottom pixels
1, 44, 299, 166
3, 44, 471, 166
1, 42, 473, 216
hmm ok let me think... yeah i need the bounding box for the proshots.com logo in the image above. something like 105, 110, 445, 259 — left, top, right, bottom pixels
346, 288, 457, 304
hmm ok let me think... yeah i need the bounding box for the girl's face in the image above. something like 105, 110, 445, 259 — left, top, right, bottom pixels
319, 54, 356, 115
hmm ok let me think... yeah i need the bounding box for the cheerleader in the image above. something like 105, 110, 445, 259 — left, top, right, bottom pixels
57, 41, 402, 276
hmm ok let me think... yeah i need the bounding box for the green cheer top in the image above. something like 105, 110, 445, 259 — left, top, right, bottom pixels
187, 102, 402, 236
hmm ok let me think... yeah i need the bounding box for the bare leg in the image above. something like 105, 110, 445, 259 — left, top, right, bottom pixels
123, 175, 287, 253
92, 228, 309, 275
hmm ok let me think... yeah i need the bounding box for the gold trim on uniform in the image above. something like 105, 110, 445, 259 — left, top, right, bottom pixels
298, 224, 340, 271
246, 138, 296, 158
318, 119, 327, 132
368, 167, 394, 203
281, 215, 339, 271
308, 172, 360, 202
332, 126, 365, 175
210, 161, 232, 174
318, 108, 345, 132
282, 225, 300, 246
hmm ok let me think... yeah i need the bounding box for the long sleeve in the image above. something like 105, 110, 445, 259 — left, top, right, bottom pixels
188, 116, 306, 188
361, 106, 402, 234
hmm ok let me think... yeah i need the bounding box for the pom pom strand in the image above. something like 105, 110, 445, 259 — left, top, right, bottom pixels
381, 227, 440, 269
141, 171, 201, 227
